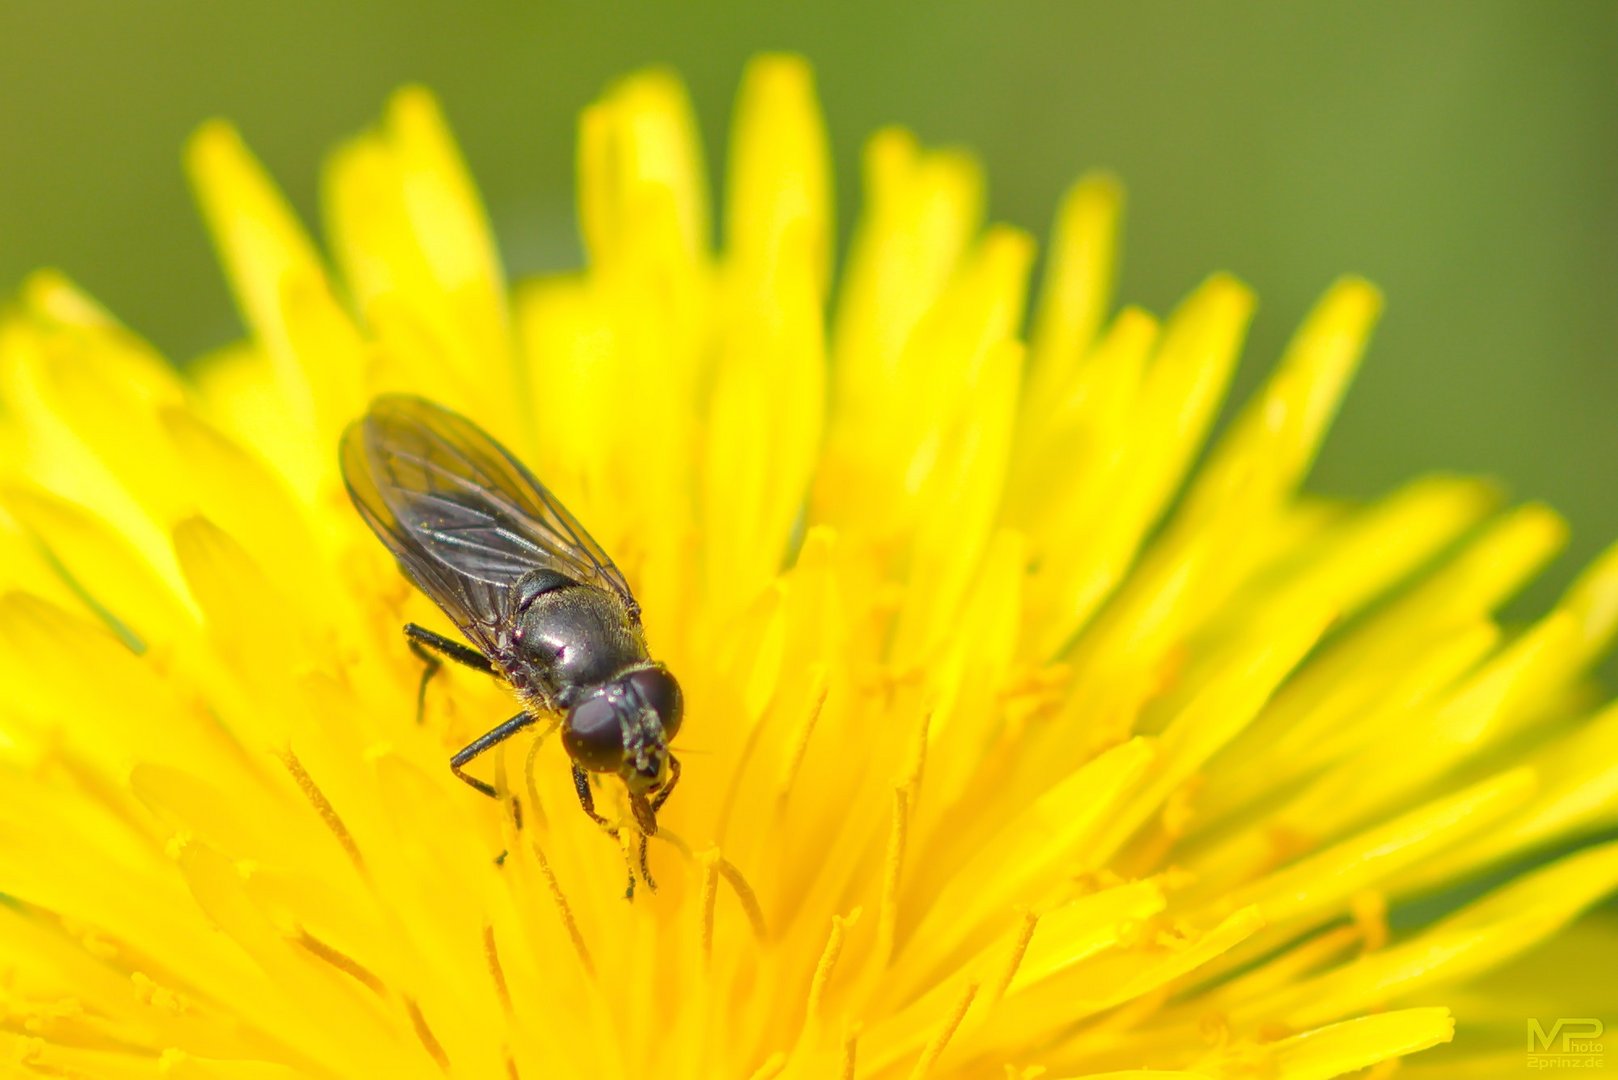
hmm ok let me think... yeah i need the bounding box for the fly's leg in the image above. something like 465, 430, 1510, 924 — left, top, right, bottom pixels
406, 641, 439, 725
405, 623, 497, 725
571, 764, 618, 834
450, 711, 537, 798
628, 757, 681, 895
651, 755, 681, 816
573, 765, 638, 899
628, 792, 656, 893
405, 623, 496, 673
636, 832, 654, 895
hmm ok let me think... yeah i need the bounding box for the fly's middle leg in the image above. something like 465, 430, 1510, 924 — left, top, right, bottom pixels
405, 623, 496, 725
651, 756, 681, 817
572, 765, 642, 899
450, 711, 537, 798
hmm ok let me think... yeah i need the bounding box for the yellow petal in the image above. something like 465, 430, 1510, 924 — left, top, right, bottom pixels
1025, 173, 1125, 414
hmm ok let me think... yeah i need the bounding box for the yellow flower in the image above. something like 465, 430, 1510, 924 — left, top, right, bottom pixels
2, 53, 1617, 1079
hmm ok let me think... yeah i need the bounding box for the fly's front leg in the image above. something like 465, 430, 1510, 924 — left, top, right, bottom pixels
571, 764, 618, 835
636, 832, 655, 895
573, 765, 639, 899
628, 758, 680, 894
624, 801, 661, 896
651, 755, 681, 816
405, 623, 497, 725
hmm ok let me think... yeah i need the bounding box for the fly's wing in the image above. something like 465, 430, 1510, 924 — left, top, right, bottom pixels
340, 395, 639, 658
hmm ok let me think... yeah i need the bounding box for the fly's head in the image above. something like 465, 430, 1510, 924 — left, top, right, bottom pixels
561, 665, 683, 798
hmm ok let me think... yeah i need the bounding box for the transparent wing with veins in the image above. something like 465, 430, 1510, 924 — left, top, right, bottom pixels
340, 394, 639, 661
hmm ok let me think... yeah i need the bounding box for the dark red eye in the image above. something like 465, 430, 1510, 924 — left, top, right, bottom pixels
627, 667, 683, 740
562, 691, 624, 772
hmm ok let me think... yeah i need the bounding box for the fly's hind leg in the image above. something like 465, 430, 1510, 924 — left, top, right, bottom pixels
405, 623, 496, 725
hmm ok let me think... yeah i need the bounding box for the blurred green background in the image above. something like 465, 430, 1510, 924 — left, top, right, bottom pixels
2, 1, 1615, 619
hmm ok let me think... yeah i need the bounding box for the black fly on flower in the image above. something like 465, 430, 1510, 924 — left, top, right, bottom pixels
340, 394, 682, 895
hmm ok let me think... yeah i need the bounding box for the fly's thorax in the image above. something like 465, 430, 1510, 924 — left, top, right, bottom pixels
508, 582, 648, 702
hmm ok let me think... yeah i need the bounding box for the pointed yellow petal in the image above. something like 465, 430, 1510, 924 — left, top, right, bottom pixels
1396, 699, 1618, 889
1191, 769, 1536, 979
1237, 841, 1618, 1031
579, 68, 710, 272
726, 54, 833, 292
187, 122, 331, 438
830, 128, 982, 384
1198, 1008, 1454, 1080
1025, 172, 1125, 412
1029, 276, 1253, 655
3, 486, 197, 644
1183, 278, 1380, 533
324, 88, 516, 431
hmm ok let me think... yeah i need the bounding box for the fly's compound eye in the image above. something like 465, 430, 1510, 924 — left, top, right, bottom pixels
563, 690, 625, 772
626, 667, 683, 740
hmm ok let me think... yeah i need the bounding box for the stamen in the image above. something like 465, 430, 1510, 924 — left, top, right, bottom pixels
774, 666, 830, 804
839, 1030, 859, 1080
656, 826, 696, 861
1161, 775, 1201, 838
1199, 1011, 1232, 1048
279, 751, 365, 876
806, 909, 860, 1023
12, 1037, 43, 1065
746, 1051, 787, 1080
1101, 985, 1169, 1034
1351, 890, 1388, 952
530, 840, 594, 976
907, 980, 978, 1080
876, 786, 911, 965
483, 925, 512, 1012
699, 852, 719, 962
1240, 924, 1357, 998
294, 929, 385, 995
716, 852, 768, 942
982, 909, 1038, 1008
518, 716, 560, 832
131, 972, 188, 1015
404, 997, 450, 1072
697, 847, 767, 947
715, 706, 770, 845
901, 706, 934, 793
999, 662, 1070, 701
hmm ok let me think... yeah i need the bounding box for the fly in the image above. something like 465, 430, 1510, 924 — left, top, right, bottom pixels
340, 394, 682, 895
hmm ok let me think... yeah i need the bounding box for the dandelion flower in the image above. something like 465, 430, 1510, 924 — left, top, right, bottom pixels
4, 54, 1618, 1080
